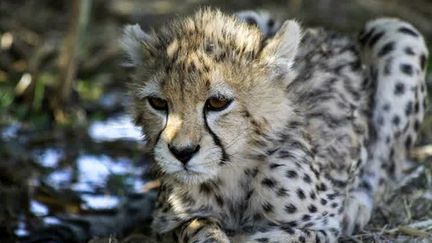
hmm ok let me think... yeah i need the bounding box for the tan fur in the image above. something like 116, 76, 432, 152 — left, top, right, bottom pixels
124, 8, 301, 185
122, 8, 428, 243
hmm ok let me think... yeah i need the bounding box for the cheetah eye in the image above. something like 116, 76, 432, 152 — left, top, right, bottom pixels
148, 97, 168, 111
206, 96, 233, 112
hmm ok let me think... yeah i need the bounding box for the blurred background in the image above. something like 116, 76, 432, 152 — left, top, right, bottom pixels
1, 0, 432, 242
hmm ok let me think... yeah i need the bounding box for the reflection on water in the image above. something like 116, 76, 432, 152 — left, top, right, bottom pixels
14, 220, 29, 237
43, 154, 146, 192
1, 123, 20, 140
3, 113, 150, 239
30, 200, 49, 216
46, 168, 73, 188
77, 155, 115, 189
42, 216, 61, 225
88, 115, 142, 142
36, 148, 63, 167
36, 152, 147, 221
81, 194, 120, 209
77, 155, 144, 192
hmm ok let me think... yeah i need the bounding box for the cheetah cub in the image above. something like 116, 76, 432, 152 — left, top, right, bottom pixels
122, 8, 428, 243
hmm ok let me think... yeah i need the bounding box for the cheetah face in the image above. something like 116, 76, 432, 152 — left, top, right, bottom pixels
122, 9, 301, 184
133, 72, 248, 184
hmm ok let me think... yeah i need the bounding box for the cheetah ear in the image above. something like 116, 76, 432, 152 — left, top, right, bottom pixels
120, 24, 155, 67
259, 20, 302, 70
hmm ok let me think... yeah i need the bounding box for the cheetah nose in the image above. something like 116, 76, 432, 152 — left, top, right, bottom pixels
168, 144, 200, 164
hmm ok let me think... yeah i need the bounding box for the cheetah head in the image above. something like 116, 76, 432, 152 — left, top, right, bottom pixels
122, 8, 302, 184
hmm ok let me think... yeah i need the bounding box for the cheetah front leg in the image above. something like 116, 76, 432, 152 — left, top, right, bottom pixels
233, 226, 338, 243
176, 218, 230, 243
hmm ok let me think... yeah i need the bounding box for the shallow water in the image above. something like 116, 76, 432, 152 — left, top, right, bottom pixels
1, 112, 149, 239
88, 115, 143, 142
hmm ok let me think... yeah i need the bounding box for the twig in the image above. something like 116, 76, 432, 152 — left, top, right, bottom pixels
395, 226, 430, 238
54, 0, 92, 123
403, 198, 412, 222
386, 219, 432, 237
406, 219, 432, 229
411, 144, 432, 161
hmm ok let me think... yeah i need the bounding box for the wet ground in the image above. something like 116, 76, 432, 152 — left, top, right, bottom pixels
1, 0, 432, 242
1, 108, 146, 238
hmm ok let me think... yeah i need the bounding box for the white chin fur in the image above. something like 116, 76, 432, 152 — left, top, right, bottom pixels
171, 169, 216, 184
155, 143, 222, 184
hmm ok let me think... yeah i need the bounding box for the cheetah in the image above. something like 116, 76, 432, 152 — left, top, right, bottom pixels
122, 8, 428, 242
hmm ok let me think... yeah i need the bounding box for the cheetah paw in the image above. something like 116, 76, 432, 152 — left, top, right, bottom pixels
342, 190, 373, 235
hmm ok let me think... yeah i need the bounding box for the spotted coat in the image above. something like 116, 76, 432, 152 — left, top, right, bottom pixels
122, 9, 428, 243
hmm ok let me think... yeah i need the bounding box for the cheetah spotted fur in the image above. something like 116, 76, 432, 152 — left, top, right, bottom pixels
122, 8, 428, 243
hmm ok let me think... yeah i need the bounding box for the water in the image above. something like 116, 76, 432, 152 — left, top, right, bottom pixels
81, 194, 120, 209
30, 200, 49, 216
1, 123, 20, 140
3, 113, 150, 238
88, 115, 143, 142
36, 148, 63, 167
43, 154, 146, 192
46, 168, 73, 188
14, 220, 29, 238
